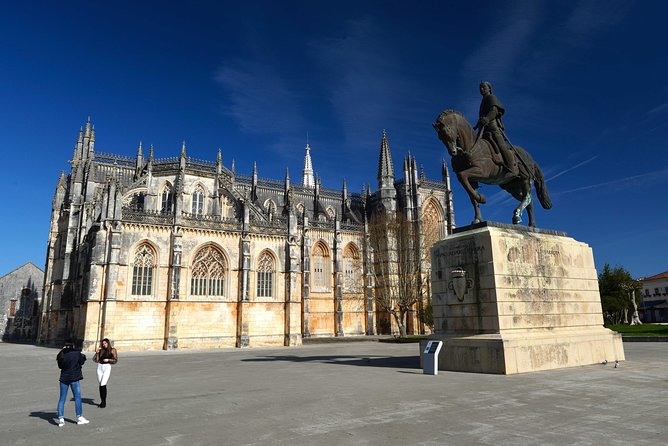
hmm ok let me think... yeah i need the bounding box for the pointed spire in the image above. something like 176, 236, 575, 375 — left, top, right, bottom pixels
302, 143, 315, 189
58, 170, 67, 187
442, 159, 451, 184
90, 125, 95, 142
251, 162, 258, 202
181, 140, 187, 158
148, 144, 154, 162
231, 159, 236, 175
137, 141, 143, 157
73, 125, 84, 161
285, 167, 290, 189
377, 129, 395, 189
342, 178, 348, 198
216, 148, 222, 175
84, 116, 91, 137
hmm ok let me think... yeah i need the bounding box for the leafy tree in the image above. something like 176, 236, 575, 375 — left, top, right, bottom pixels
598, 263, 642, 324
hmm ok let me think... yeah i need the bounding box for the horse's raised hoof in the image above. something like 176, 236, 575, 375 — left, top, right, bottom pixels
476, 193, 486, 204
512, 215, 521, 224
472, 218, 481, 225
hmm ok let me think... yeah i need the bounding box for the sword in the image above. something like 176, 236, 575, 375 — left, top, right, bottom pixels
473, 124, 484, 148
500, 129, 533, 180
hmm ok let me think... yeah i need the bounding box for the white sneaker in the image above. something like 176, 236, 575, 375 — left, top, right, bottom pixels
77, 416, 89, 425
57, 417, 65, 427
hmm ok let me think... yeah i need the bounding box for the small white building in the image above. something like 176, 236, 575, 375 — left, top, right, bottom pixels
639, 271, 668, 323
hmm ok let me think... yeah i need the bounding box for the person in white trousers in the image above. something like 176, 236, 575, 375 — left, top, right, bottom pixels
94, 338, 118, 408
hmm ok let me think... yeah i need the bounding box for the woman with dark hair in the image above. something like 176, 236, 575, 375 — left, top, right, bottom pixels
94, 338, 118, 408
56, 338, 89, 427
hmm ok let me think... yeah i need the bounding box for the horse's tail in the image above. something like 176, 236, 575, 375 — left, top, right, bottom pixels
532, 164, 552, 209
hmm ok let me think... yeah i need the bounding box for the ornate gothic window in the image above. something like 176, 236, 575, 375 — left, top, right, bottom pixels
123, 192, 145, 211
132, 244, 155, 296
161, 184, 174, 214
343, 244, 361, 292
422, 200, 442, 263
192, 185, 205, 215
256, 251, 275, 298
311, 242, 331, 291
190, 246, 226, 297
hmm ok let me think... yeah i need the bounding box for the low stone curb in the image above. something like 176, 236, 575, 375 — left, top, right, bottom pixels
302, 335, 392, 344
622, 336, 668, 342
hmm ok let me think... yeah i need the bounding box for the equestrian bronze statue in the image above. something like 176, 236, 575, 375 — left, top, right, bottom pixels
433, 83, 551, 227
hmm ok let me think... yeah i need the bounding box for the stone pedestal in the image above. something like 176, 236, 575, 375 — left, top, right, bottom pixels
424, 222, 624, 374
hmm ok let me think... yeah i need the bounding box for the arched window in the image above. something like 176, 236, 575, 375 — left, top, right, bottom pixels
343, 244, 361, 292
422, 200, 443, 262
312, 242, 331, 291
132, 244, 155, 295
190, 246, 226, 297
161, 184, 174, 214
124, 192, 145, 211
256, 251, 275, 298
192, 184, 205, 215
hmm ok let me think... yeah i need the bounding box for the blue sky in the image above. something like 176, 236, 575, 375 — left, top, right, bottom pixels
1, 1, 666, 279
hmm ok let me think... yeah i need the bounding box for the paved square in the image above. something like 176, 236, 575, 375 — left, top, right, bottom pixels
1, 341, 665, 445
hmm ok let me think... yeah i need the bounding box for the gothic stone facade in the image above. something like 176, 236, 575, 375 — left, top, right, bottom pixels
1, 262, 44, 342
38, 119, 455, 351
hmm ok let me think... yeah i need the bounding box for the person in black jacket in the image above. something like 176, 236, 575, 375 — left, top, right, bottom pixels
56, 339, 90, 426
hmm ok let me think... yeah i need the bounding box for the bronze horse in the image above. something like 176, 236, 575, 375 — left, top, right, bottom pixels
433, 109, 551, 227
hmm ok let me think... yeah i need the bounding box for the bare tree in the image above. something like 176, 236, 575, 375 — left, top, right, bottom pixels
368, 211, 428, 337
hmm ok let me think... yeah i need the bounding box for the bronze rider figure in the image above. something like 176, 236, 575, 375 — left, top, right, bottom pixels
474, 82, 518, 175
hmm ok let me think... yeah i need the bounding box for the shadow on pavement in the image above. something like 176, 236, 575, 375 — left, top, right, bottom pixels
29, 411, 58, 425
243, 354, 420, 369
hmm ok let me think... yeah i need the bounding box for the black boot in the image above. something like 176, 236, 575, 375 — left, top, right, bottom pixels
99, 385, 107, 408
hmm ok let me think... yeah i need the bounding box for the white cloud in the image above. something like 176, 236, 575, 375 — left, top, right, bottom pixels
546, 155, 599, 182
552, 166, 668, 196
215, 62, 306, 137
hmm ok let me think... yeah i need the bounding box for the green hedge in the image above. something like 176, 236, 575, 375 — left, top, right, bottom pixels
605, 324, 668, 336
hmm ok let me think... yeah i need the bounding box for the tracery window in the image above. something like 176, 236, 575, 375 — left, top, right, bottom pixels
124, 192, 145, 211
161, 185, 174, 214
192, 185, 205, 216
422, 200, 442, 263
132, 244, 155, 295
312, 242, 331, 291
264, 199, 277, 215
256, 251, 275, 298
343, 244, 361, 292
190, 246, 226, 297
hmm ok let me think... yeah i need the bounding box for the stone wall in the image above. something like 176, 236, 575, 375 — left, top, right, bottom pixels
0, 262, 44, 342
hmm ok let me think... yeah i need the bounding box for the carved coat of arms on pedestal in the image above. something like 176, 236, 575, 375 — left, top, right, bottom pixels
448, 267, 473, 302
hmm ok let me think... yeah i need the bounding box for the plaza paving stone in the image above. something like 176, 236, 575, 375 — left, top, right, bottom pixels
0, 341, 665, 445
